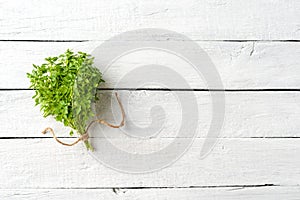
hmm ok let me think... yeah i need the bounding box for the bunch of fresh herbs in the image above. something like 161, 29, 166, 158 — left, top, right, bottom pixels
27, 49, 104, 150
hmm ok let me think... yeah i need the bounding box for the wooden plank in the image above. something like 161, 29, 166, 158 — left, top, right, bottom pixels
1, 41, 300, 89
1, 187, 300, 200
0, 0, 299, 40
0, 138, 299, 188
1, 90, 300, 138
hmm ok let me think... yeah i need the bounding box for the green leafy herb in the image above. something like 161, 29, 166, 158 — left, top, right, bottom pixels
27, 49, 104, 150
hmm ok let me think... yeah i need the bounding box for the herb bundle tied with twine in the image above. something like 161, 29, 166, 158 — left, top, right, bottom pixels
27, 50, 125, 150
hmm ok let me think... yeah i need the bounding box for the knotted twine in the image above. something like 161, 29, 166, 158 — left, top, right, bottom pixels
42, 92, 125, 146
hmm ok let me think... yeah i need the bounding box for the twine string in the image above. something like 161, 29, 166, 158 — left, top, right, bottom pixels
42, 92, 125, 146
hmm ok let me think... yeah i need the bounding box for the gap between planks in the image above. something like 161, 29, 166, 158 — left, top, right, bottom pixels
1, 137, 300, 140
0, 40, 300, 43
2, 88, 300, 92
10, 184, 278, 190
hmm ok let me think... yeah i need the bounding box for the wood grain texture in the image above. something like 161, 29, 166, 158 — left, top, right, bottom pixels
1, 41, 300, 89
0, 138, 299, 188
0, 0, 299, 40
1, 0, 300, 198
1, 90, 300, 138
1, 187, 300, 200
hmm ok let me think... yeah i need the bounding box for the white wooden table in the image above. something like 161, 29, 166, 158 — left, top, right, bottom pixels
1, 0, 300, 199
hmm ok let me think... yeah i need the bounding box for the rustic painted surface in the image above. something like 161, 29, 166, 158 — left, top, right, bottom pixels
0, 0, 300, 199
1, 42, 300, 89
